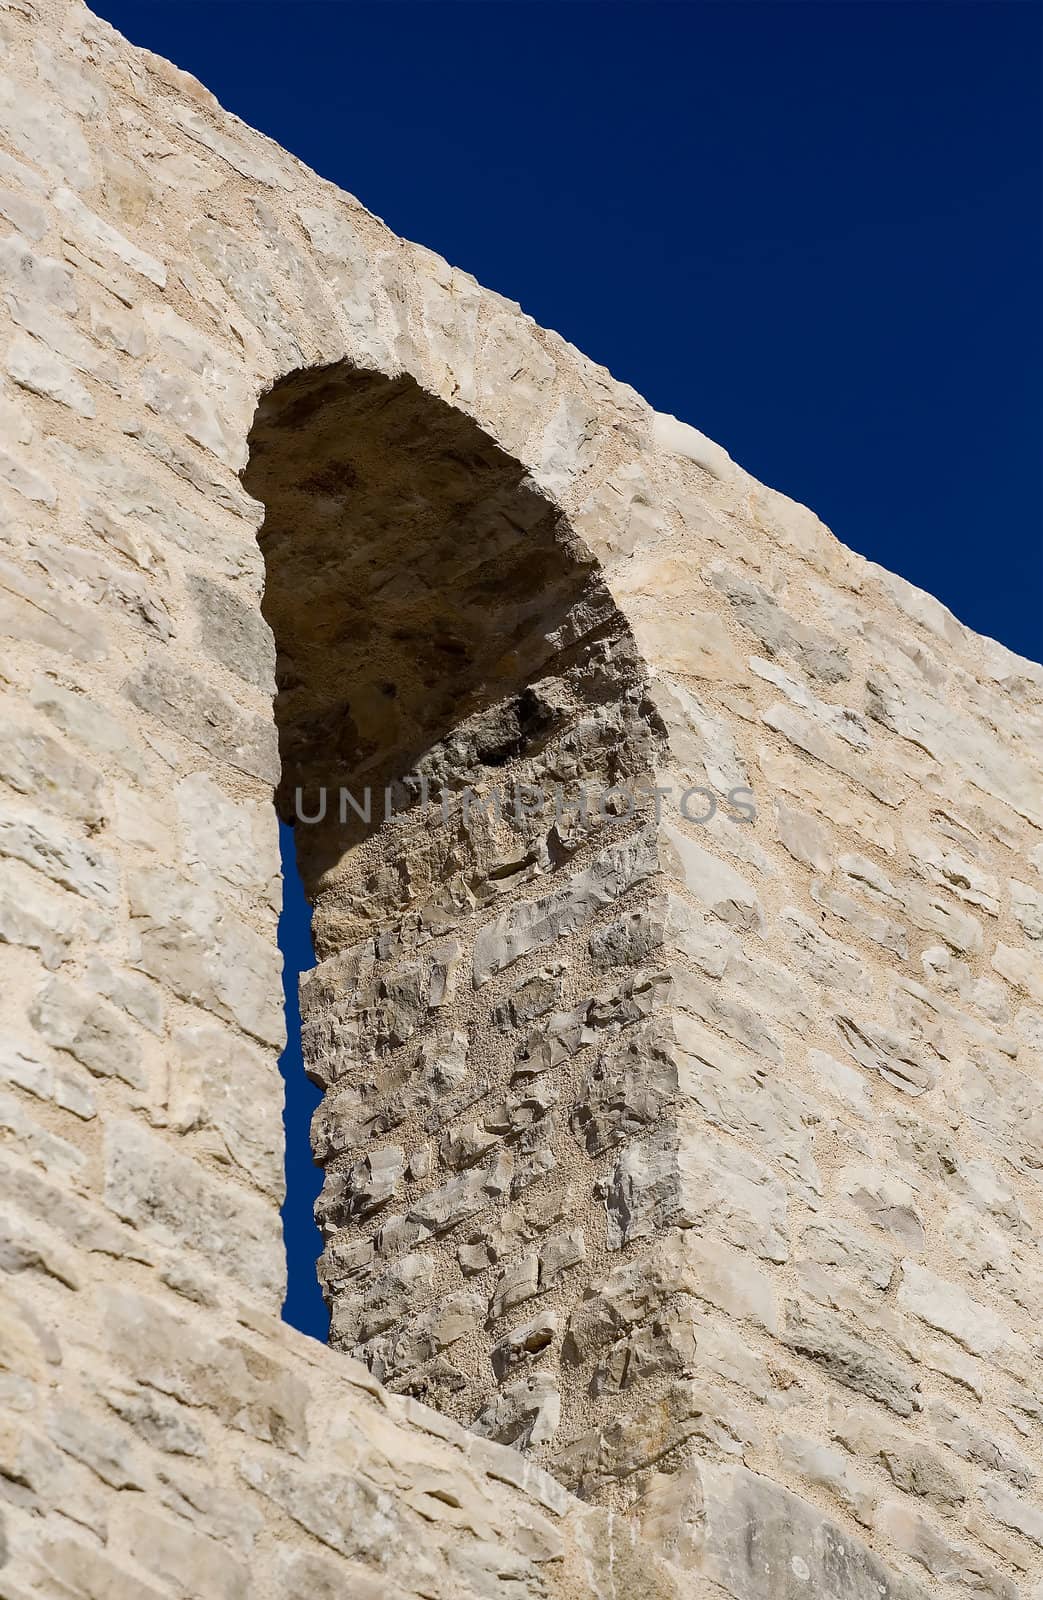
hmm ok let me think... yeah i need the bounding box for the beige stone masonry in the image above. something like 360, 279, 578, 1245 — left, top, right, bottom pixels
0, 2, 1040, 1598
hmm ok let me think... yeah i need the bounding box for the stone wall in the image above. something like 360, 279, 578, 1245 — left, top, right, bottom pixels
0, 2, 1041, 1598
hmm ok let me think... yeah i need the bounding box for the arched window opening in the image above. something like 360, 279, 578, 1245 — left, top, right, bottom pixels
245, 363, 665, 1457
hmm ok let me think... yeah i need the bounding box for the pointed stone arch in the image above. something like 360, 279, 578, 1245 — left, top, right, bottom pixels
244, 358, 677, 1463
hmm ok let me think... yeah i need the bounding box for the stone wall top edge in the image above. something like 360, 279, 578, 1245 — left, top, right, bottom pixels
13, 0, 1042, 691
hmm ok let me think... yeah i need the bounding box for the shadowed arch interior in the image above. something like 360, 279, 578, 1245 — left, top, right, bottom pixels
245, 362, 655, 951
242, 361, 667, 1454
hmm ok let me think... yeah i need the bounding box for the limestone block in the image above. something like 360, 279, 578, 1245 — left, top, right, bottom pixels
992, 941, 1043, 1003
867, 668, 1043, 828
186, 573, 276, 692
29, 677, 148, 783
0, 1029, 95, 1118
473, 832, 657, 983
0, 442, 57, 504
29, 1537, 167, 1599
558, 1380, 760, 1500
773, 795, 834, 873
834, 1015, 935, 1096
630, 605, 746, 682
929, 1399, 1035, 1491
758, 744, 897, 853
978, 1480, 1043, 1550
898, 1261, 1026, 1365
104, 1118, 284, 1305
811, 879, 908, 957
1010, 878, 1043, 942
0, 220, 76, 299
0, 76, 93, 190
103, 1286, 309, 1451
238, 1453, 443, 1586
642, 1461, 931, 1600
0, 802, 118, 909
103, 1384, 208, 1460
0, 1417, 113, 1537
128, 655, 279, 785
128, 866, 283, 1047
650, 677, 750, 792
796, 1216, 894, 1296
829, 1405, 965, 1509
0, 558, 108, 662
762, 701, 902, 807
675, 1016, 823, 1198
876, 1501, 1017, 1598
780, 908, 872, 998
0, 184, 46, 239
169, 1022, 283, 1200
491, 1311, 558, 1379
660, 821, 762, 930
777, 1432, 876, 1525
7, 294, 120, 390
46, 1401, 145, 1491
86, 959, 164, 1035
707, 563, 850, 682
839, 1164, 925, 1250
406, 1150, 514, 1239
6, 330, 94, 414
53, 185, 165, 285
474, 1373, 561, 1450
0, 1205, 82, 1288
781, 1302, 920, 1415
124, 1506, 250, 1599
0, 704, 105, 823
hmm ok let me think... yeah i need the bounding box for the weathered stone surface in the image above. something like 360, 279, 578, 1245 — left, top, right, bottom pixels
762, 700, 903, 806
473, 833, 657, 983
834, 1014, 935, 1096
0, 800, 118, 907
128, 655, 279, 784
876, 1500, 1018, 1597
53, 184, 166, 285
169, 1021, 283, 1200
638, 1462, 930, 1600
0, 7, 1039, 1596
660, 821, 763, 929
102, 1285, 308, 1450
781, 1301, 920, 1415
128, 866, 282, 1046
104, 1383, 208, 1459
29, 676, 149, 782
104, 1119, 285, 1305
6, 330, 95, 414
0, 1028, 95, 1118
778, 1431, 876, 1526
840, 1163, 925, 1250
30, 973, 143, 1087
0, 703, 105, 823
0, 224, 73, 303
0, 556, 111, 661
125, 1506, 250, 1600
708, 563, 850, 682
187, 572, 276, 691
27, 1538, 167, 1600
898, 1261, 1025, 1364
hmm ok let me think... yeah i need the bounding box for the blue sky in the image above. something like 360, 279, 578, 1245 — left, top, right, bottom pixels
91, 0, 1042, 1338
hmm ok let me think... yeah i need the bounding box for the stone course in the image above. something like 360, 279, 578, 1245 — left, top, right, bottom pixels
0, 2, 1040, 1596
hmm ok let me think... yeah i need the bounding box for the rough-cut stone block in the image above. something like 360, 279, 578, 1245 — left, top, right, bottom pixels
128, 867, 283, 1047
1, 8, 1040, 1595
104, 1119, 285, 1305
637, 1462, 931, 1600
